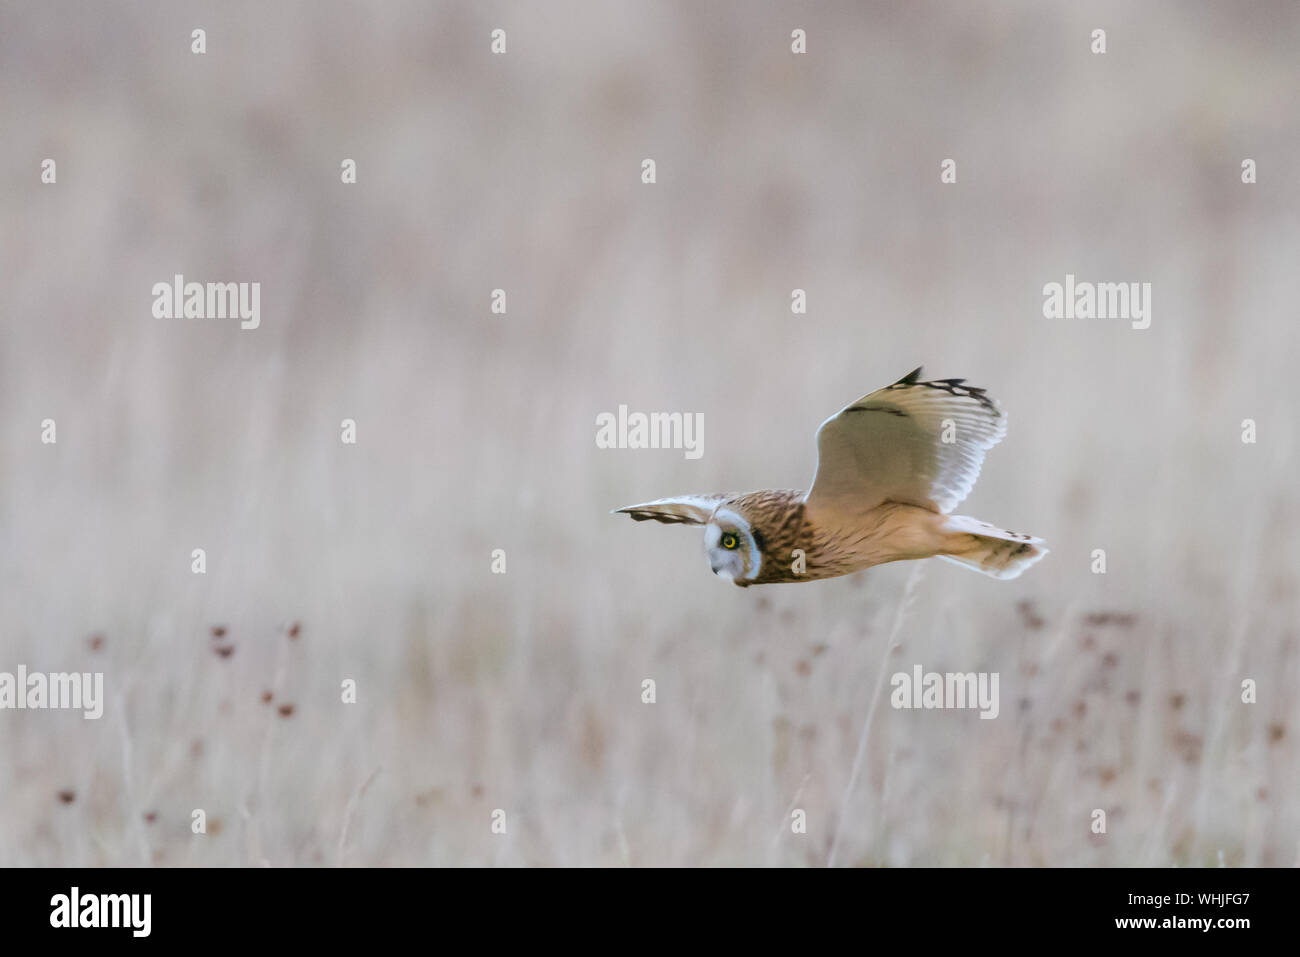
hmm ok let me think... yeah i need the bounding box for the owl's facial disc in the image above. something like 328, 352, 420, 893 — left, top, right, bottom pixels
705, 509, 760, 584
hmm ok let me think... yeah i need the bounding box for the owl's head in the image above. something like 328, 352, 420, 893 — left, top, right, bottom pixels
704, 508, 761, 586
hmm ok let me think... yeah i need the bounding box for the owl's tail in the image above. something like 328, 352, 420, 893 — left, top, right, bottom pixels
937, 515, 1047, 580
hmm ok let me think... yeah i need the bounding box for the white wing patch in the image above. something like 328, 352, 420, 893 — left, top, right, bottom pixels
805, 367, 1007, 516
612, 494, 726, 526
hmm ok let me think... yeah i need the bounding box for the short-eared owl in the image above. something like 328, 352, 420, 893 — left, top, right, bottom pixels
614, 368, 1046, 586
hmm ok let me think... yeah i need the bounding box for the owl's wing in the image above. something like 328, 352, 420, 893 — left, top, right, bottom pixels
613, 494, 726, 526
805, 367, 1007, 516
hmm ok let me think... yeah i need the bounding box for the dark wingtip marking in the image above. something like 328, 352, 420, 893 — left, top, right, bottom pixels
888, 373, 1001, 416
846, 402, 908, 417
620, 509, 693, 524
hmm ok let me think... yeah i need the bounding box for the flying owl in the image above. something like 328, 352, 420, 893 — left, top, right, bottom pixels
614, 367, 1046, 586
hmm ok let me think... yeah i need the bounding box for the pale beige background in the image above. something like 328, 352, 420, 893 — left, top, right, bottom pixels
1, 1, 1297, 865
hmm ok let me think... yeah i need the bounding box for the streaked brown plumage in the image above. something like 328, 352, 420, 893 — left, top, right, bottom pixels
615, 368, 1047, 586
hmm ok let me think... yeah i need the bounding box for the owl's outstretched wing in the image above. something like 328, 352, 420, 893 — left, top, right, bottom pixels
805, 367, 1007, 516
613, 494, 726, 526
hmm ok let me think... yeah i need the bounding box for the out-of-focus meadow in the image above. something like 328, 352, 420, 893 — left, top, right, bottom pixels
1, 1, 1297, 866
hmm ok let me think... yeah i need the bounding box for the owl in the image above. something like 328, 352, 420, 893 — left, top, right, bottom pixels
614, 367, 1046, 586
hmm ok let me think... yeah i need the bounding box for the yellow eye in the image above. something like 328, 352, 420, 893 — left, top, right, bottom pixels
720, 533, 739, 550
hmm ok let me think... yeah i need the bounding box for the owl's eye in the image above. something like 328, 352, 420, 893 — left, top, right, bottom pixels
720, 532, 739, 550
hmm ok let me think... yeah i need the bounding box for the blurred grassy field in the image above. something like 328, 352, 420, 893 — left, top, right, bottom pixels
1, 1, 1297, 865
